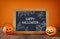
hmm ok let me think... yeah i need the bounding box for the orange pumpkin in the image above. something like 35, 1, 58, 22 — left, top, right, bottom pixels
3, 23, 14, 35
46, 26, 57, 36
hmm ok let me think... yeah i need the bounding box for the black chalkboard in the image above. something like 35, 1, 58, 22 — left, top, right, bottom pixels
16, 11, 46, 31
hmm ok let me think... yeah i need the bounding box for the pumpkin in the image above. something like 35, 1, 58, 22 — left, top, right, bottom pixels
46, 26, 57, 36
3, 23, 14, 35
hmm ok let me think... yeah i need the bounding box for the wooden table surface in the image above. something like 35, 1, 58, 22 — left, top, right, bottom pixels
0, 28, 60, 39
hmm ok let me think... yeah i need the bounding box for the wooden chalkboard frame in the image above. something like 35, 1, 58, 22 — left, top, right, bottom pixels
13, 9, 48, 34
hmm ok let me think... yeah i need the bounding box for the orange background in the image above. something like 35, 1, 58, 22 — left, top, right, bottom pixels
0, 0, 60, 27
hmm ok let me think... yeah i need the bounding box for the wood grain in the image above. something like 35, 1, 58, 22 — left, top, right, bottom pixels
0, 28, 60, 39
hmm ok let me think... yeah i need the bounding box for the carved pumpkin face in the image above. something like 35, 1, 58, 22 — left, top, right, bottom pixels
46, 26, 57, 36
3, 24, 14, 34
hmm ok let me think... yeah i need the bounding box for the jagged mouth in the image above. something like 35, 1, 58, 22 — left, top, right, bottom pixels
47, 31, 53, 34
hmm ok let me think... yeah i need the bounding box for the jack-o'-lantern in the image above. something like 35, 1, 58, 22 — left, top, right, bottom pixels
46, 26, 57, 36
3, 23, 14, 35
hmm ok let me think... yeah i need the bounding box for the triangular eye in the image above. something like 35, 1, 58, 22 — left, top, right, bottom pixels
47, 30, 49, 32
9, 28, 11, 30
6, 28, 8, 30
51, 30, 52, 31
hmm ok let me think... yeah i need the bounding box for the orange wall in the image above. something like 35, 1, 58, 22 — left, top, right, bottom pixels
0, 0, 60, 27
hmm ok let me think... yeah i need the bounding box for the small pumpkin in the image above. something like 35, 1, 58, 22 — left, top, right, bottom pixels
3, 23, 14, 35
46, 26, 57, 36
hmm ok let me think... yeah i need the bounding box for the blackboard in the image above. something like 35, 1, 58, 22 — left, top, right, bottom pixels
16, 11, 46, 31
